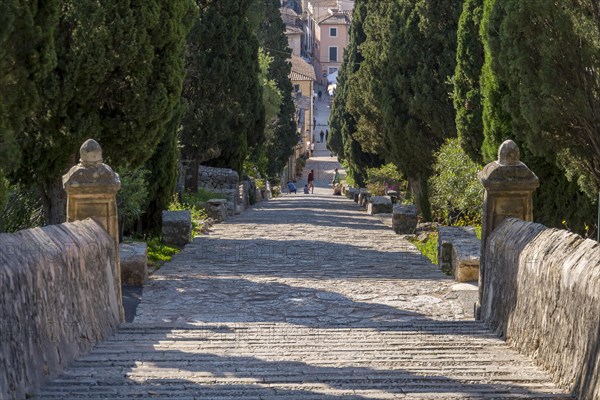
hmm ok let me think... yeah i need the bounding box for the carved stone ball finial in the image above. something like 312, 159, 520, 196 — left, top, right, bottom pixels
498, 139, 520, 166
80, 139, 103, 167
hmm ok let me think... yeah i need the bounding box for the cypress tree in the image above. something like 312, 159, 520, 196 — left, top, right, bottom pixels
479, 0, 598, 233
257, 0, 298, 177
329, 0, 382, 186
489, 0, 600, 197
0, 1, 59, 179
381, 0, 462, 220
453, 0, 485, 163
13, 0, 196, 224
182, 0, 265, 178
345, 0, 392, 158
143, 100, 188, 231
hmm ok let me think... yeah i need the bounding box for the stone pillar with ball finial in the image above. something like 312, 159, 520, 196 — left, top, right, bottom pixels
476, 140, 539, 319
63, 139, 124, 321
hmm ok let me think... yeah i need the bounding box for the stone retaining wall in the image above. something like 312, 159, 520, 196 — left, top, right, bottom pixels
197, 166, 239, 215
0, 220, 120, 400
483, 218, 600, 400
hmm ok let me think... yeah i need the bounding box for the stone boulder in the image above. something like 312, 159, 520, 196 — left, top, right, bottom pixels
367, 196, 393, 214
204, 199, 228, 223
358, 190, 370, 208
162, 210, 192, 247
392, 204, 418, 234
438, 226, 480, 282
239, 181, 250, 211
120, 242, 148, 286
345, 187, 358, 200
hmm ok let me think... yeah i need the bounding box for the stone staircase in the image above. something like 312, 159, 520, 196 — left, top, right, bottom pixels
35, 163, 571, 399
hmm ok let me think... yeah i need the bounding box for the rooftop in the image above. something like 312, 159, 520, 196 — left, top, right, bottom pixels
318, 10, 352, 25
289, 55, 316, 81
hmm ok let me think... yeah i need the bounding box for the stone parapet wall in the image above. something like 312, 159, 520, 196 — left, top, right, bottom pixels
198, 166, 239, 215
0, 220, 120, 400
482, 218, 599, 400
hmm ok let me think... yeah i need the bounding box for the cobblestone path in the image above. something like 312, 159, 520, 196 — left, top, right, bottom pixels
37, 159, 570, 399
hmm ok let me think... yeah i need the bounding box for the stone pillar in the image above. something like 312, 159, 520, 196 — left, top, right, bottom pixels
63, 139, 124, 321
476, 140, 539, 318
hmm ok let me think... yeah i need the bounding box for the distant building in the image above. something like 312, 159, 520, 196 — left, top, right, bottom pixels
302, 1, 353, 85
280, 7, 303, 57
289, 55, 316, 179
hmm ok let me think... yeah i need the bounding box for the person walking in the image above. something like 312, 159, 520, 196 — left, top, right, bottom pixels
307, 169, 315, 194
325, 129, 329, 141
319, 130, 324, 143
318, 90, 322, 102
332, 168, 341, 195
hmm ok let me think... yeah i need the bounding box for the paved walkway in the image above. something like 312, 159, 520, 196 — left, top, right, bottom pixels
36, 156, 570, 399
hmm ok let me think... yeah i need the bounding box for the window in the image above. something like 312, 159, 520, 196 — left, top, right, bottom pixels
329, 46, 338, 62
328, 67, 338, 75
330, 27, 337, 37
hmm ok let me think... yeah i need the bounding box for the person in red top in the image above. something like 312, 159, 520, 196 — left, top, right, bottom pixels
307, 169, 315, 194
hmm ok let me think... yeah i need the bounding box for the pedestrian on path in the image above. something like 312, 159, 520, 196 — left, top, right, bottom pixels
325, 129, 329, 141
318, 90, 322, 102
319, 131, 324, 143
332, 168, 341, 195
310, 142, 315, 157
307, 169, 315, 194
287, 181, 297, 194
303, 184, 310, 194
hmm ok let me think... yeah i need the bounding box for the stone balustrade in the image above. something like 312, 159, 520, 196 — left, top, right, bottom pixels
483, 218, 599, 400
0, 220, 120, 399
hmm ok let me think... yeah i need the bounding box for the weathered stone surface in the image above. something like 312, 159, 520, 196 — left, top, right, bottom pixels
162, 210, 192, 247
120, 242, 148, 286
197, 166, 239, 216
438, 226, 480, 282
392, 204, 418, 234
357, 189, 370, 208
478, 140, 539, 309
0, 220, 119, 400
39, 183, 567, 399
204, 199, 228, 223
367, 196, 392, 215
63, 139, 123, 321
255, 188, 263, 203
345, 187, 358, 200
483, 218, 600, 400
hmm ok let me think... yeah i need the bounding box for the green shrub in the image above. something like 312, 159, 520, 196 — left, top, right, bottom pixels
0, 184, 45, 232
168, 195, 208, 237
254, 178, 266, 190
366, 163, 405, 195
429, 138, 483, 225
409, 233, 438, 266
145, 237, 180, 270
183, 189, 226, 204
116, 168, 150, 235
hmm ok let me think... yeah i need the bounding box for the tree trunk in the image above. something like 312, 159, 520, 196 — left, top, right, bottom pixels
182, 157, 200, 193
408, 175, 432, 222
39, 176, 67, 225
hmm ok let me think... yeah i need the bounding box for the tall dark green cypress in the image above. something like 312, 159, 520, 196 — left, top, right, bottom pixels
257, 0, 298, 177
479, 0, 598, 233
329, 0, 382, 186
0, 1, 59, 179
345, 0, 392, 158
489, 0, 600, 198
13, 0, 196, 224
381, 0, 462, 220
454, 0, 485, 163
182, 0, 264, 178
